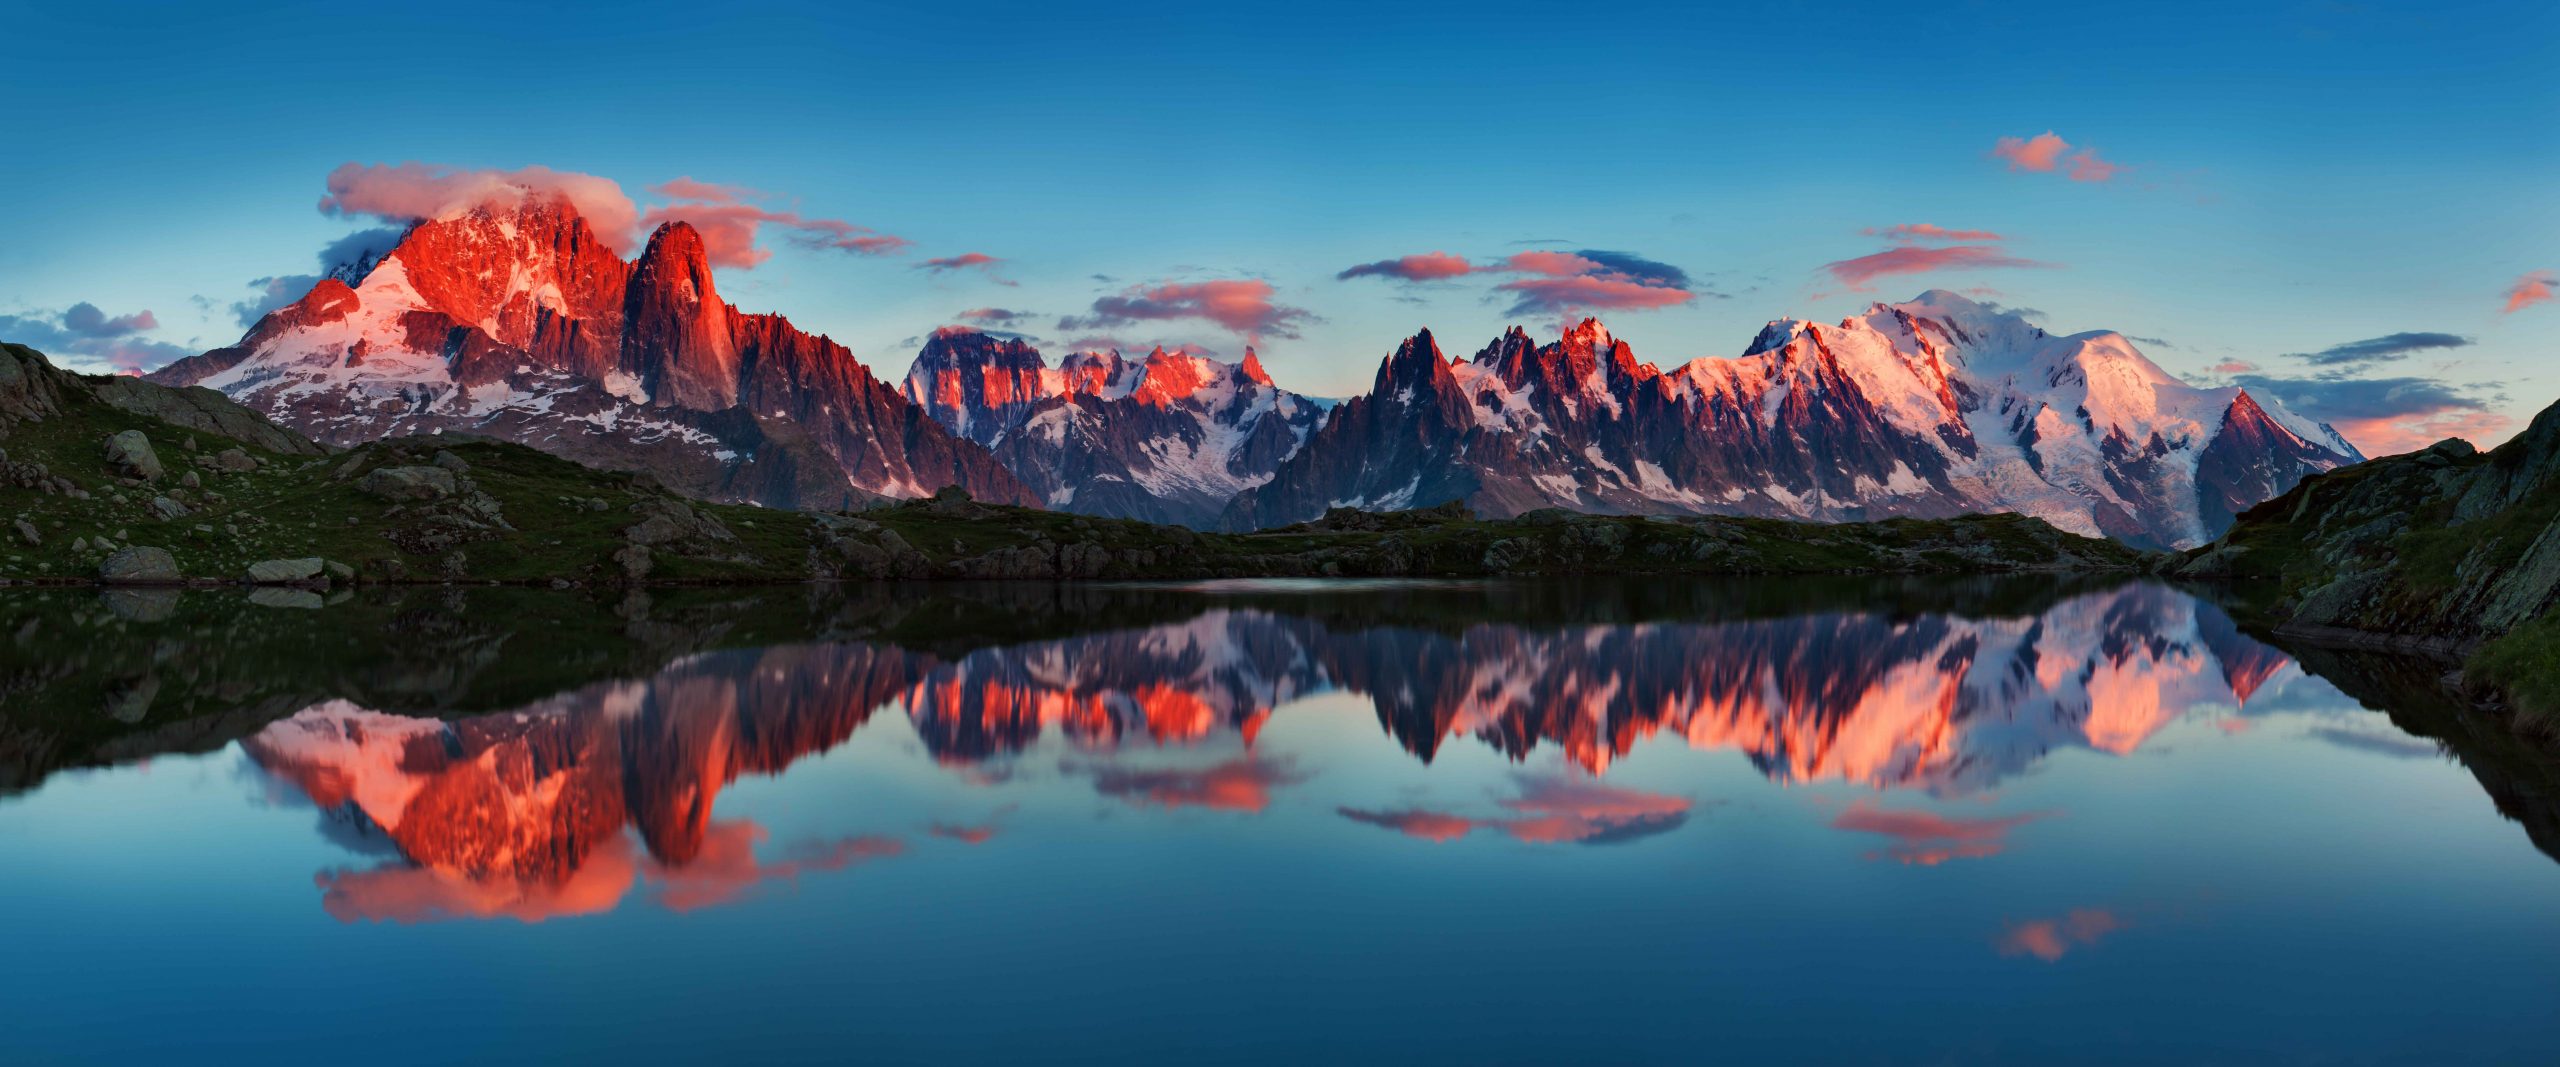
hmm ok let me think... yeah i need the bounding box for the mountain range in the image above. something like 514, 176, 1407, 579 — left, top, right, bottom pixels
143, 187, 2359, 546
1222, 297, 2361, 547
900, 329, 1325, 526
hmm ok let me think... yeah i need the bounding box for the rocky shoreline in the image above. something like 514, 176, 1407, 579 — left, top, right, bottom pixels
2171, 403, 2560, 735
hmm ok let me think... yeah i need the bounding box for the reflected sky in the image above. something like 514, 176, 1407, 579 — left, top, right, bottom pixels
3, 580, 2558, 1065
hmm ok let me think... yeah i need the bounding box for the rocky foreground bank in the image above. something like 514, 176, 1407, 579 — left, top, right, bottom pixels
2173, 398, 2560, 732
0, 340, 2148, 587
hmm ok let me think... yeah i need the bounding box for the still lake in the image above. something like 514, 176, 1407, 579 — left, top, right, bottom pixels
2, 578, 2557, 1065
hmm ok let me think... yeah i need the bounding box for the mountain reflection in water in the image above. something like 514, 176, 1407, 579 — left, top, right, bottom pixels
9, 577, 2560, 1065
201, 580, 2351, 921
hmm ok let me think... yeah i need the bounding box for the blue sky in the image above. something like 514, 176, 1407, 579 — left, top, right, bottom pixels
2, 0, 2553, 452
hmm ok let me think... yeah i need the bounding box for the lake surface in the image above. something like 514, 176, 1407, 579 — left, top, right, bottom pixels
3, 579, 2557, 1065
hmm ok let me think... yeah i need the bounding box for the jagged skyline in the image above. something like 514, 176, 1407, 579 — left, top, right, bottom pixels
1, 2, 2552, 457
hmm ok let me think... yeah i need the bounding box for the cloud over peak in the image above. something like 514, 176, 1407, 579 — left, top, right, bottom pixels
319, 162, 915, 272
322, 162, 643, 254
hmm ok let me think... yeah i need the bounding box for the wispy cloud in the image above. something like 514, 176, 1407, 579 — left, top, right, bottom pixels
1991, 130, 2123, 182
1830, 800, 2053, 865
1865, 223, 2004, 242
1997, 908, 2125, 962
1823, 244, 2054, 290
1336, 246, 1700, 318
1336, 251, 1476, 281
1059, 279, 1317, 342
1081, 755, 1306, 813
2505, 270, 2555, 313
2286, 331, 2471, 371
1338, 774, 1694, 846
917, 252, 1013, 285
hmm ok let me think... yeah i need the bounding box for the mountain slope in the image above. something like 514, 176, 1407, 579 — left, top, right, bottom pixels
148, 191, 1029, 509
2174, 399, 2560, 728
1224, 293, 2359, 548
902, 329, 1323, 525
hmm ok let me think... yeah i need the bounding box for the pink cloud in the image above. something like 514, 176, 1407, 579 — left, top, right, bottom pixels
2333, 409, 2515, 458
1059, 279, 1317, 342
958, 307, 1031, 325
1337, 251, 1479, 281
1993, 131, 2073, 172
2504, 270, 2556, 313
649, 176, 752, 203
1086, 755, 1306, 813
1496, 775, 1693, 843
919, 252, 1012, 284
639, 201, 911, 269
1991, 132, 2123, 182
321, 161, 643, 255
1336, 246, 1696, 319
316, 839, 641, 924
921, 252, 1001, 272
2207, 359, 2260, 375
2066, 150, 2123, 182
1498, 250, 1607, 276
1494, 275, 1694, 316
1866, 223, 2005, 243
1997, 908, 2126, 962
1830, 800, 2053, 865
646, 821, 904, 913
927, 822, 1000, 845
1338, 775, 1693, 846
1823, 244, 2055, 290
1339, 808, 1483, 843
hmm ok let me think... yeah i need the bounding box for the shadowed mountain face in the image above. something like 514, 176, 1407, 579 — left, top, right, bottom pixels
214, 580, 2391, 918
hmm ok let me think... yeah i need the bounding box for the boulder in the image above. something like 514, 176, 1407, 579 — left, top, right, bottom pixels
99, 546, 180, 584
432, 449, 471, 472
625, 514, 688, 546
359, 465, 457, 501
244, 557, 325, 584
11, 517, 36, 545
148, 495, 188, 520
211, 448, 259, 473
103, 430, 163, 481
